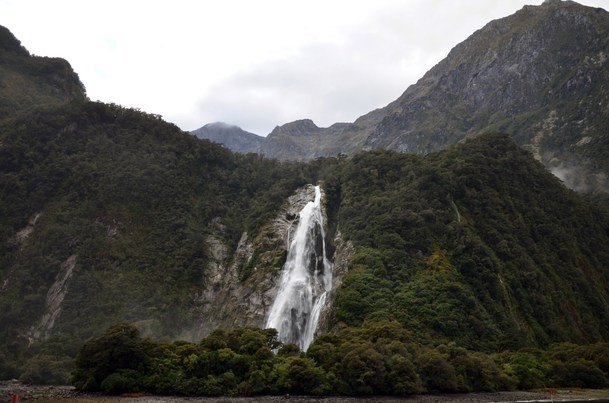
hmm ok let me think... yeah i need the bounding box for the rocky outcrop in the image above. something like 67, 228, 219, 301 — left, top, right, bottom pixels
328, 230, 355, 293
27, 254, 77, 343
317, 229, 355, 334
193, 185, 324, 339
14, 213, 41, 245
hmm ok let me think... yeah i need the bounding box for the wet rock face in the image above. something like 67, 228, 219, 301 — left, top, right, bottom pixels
317, 230, 355, 334
274, 185, 317, 250
193, 185, 325, 339
312, 221, 325, 275
27, 254, 77, 343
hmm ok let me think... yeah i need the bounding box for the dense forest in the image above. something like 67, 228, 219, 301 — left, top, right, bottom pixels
330, 135, 609, 351
3, 22, 609, 396
68, 322, 609, 396
0, 100, 319, 378
3, 99, 609, 393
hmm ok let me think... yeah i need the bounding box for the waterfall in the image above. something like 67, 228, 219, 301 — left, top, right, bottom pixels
451, 199, 461, 223
266, 185, 332, 351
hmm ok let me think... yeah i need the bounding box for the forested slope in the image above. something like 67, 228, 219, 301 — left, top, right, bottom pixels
0, 100, 315, 379
331, 134, 609, 351
3, 22, 609, 393
3, 101, 609, 382
0, 26, 85, 119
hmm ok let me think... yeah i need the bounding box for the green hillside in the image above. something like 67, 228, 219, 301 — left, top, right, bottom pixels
0, 100, 314, 379
2, 22, 609, 395
0, 26, 85, 119
3, 98, 609, 384
331, 134, 609, 351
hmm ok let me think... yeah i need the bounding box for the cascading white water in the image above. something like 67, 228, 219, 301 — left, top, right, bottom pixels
266, 185, 332, 351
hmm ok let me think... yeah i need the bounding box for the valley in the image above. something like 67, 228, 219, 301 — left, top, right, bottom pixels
1, 0, 609, 397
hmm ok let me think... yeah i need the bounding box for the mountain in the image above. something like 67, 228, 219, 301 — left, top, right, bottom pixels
201, 1, 609, 193
4, 98, 609, 379
362, 0, 609, 193
2, 12, 609, 389
331, 134, 609, 351
0, 99, 315, 380
0, 26, 86, 119
263, 119, 358, 161
192, 122, 265, 154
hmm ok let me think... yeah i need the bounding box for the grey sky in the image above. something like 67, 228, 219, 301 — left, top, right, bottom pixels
1, 0, 606, 135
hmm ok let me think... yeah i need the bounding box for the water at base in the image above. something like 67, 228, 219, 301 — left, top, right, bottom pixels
265, 185, 332, 351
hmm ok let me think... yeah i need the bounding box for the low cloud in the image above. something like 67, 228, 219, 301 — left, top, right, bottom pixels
550, 163, 609, 194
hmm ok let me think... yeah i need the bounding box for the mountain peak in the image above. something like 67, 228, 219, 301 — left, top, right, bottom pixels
268, 119, 321, 138
203, 122, 240, 130
0, 25, 29, 56
196, 2, 608, 193
192, 121, 264, 154
361, 0, 609, 192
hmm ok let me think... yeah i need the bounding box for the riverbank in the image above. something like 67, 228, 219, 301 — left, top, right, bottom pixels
3, 380, 609, 402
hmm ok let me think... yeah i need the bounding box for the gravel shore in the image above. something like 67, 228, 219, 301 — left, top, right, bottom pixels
3, 380, 609, 402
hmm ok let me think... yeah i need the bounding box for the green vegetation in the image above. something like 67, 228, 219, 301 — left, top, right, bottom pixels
72, 322, 609, 396
0, 100, 316, 380
0, 26, 85, 120
331, 135, 609, 351
3, 102, 609, 385
3, 22, 609, 396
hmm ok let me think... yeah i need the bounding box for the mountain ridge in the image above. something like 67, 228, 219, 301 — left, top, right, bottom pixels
2, 3, 609, 386
0, 26, 86, 119
192, 0, 609, 192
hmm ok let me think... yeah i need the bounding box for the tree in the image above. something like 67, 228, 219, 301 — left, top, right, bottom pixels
418, 348, 459, 393
72, 323, 151, 391
387, 354, 423, 395
277, 356, 329, 395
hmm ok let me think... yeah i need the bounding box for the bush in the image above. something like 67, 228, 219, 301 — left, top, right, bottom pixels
100, 369, 142, 394
18, 354, 73, 385
277, 356, 330, 395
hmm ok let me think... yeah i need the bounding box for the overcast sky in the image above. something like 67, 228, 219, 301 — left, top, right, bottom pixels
1, 0, 607, 135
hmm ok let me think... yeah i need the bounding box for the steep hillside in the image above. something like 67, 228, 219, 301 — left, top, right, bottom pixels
214, 1, 609, 193
0, 26, 86, 119
0, 100, 316, 379
3, 15, 609, 388
192, 122, 265, 154
6, 98, 609, 380
364, 0, 609, 193
329, 133, 609, 351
